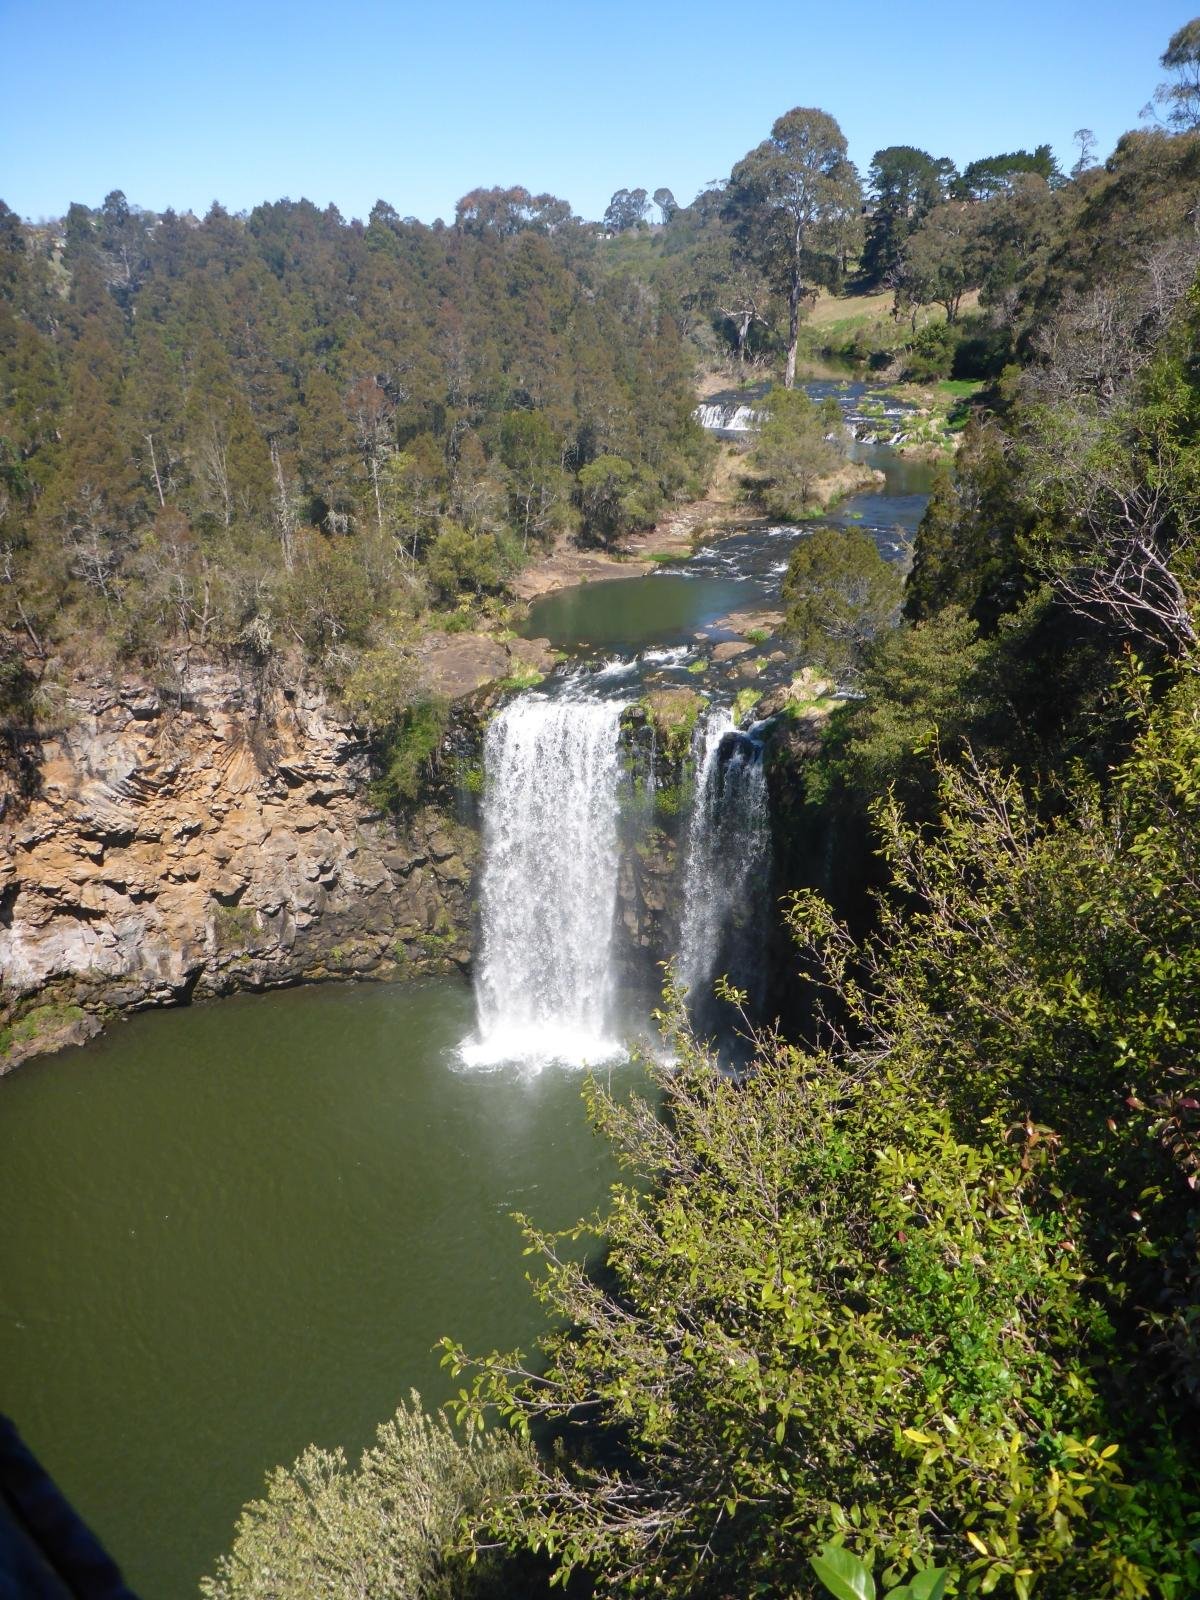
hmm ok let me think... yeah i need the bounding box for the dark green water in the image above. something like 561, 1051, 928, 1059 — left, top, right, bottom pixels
0, 979, 636, 1596
526, 570, 755, 653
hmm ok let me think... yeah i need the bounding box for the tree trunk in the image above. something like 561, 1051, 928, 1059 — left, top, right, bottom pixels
145, 434, 165, 508
785, 274, 802, 389
369, 451, 383, 534
271, 444, 294, 573
735, 311, 752, 364
13, 593, 44, 659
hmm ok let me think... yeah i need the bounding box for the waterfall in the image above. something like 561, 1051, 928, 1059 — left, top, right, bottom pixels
693, 401, 763, 434
677, 708, 771, 1028
461, 692, 628, 1069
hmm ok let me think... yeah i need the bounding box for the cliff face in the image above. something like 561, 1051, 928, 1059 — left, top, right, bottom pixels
0, 664, 478, 1069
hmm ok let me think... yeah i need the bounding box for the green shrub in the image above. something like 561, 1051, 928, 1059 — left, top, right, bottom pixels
456, 759, 485, 797
641, 688, 703, 762
654, 781, 691, 818
444, 1014, 1133, 1597
213, 904, 258, 950
495, 662, 545, 692
425, 524, 511, 604
577, 455, 660, 547
902, 321, 959, 382
0, 1002, 89, 1063
732, 687, 762, 725
783, 526, 903, 679
749, 386, 842, 519
371, 700, 449, 809
202, 1393, 537, 1600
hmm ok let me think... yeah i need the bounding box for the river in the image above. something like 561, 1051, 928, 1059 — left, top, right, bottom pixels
0, 980, 639, 1594
0, 381, 932, 1596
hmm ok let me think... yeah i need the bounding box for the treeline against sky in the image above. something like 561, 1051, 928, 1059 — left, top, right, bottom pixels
4, 110, 1200, 694
608, 127, 1200, 382
0, 191, 704, 680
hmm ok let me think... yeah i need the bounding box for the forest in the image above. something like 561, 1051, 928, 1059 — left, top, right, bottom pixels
5, 15, 1200, 1600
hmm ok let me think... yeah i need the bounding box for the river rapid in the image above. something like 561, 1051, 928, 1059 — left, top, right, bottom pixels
0, 381, 932, 1596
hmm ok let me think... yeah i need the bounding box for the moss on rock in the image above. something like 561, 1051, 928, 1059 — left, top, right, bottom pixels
0, 1002, 101, 1072
640, 689, 704, 763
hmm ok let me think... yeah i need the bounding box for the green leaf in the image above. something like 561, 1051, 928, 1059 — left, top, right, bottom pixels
907, 1572, 948, 1600
811, 1544, 877, 1600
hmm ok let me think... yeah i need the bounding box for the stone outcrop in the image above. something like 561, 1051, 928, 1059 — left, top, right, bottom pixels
607, 699, 697, 983
0, 663, 481, 1070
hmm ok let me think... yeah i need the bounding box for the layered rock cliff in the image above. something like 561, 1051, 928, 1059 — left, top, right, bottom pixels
0, 663, 480, 1069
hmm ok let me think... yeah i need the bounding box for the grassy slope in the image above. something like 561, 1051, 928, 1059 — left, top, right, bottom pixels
801, 287, 982, 348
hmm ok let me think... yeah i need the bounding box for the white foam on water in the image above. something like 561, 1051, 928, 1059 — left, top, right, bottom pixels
593, 657, 638, 680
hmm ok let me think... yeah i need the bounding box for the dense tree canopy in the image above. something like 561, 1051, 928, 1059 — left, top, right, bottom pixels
951, 145, 1064, 201
0, 191, 706, 694
862, 146, 954, 285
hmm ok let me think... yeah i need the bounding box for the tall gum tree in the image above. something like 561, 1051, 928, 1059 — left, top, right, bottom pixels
725, 107, 862, 387
1153, 16, 1200, 129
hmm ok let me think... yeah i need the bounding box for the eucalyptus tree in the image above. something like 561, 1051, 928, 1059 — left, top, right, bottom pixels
724, 107, 862, 387
1151, 16, 1200, 129
603, 188, 650, 232
895, 201, 986, 324
653, 186, 678, 223
453, 186, 574, 235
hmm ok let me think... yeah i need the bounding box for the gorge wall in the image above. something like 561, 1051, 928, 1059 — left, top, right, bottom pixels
0, 663, 480, 1069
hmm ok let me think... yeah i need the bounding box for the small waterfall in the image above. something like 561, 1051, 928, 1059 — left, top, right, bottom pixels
461, 693, 628, 1069
677, 708, 771, 1029
693, 401, 763, 434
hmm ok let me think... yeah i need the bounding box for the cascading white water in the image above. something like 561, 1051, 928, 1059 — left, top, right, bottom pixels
460, 692, 628, 1069
677, 707, 771, 1023
693, 401, 763, 433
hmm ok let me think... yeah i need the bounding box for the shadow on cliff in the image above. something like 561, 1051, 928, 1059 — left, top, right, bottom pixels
0, 648, 46, 822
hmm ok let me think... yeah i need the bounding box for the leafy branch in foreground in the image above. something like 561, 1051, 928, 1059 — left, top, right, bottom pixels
812, 1542, 947, 1600
441, 1030, 1128, 1591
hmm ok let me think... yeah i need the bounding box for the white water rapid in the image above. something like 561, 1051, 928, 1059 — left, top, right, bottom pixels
460, 692, 628, 1070
693, 400, 763, 433
677, 708, 771, 1025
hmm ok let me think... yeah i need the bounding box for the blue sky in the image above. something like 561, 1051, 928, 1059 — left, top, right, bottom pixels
0, 0, 1189, 223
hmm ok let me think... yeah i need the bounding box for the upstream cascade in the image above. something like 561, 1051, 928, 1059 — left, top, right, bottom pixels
463, 692, 628, 1068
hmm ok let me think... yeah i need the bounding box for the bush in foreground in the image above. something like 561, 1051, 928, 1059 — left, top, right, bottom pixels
201, 1393, 538, 1600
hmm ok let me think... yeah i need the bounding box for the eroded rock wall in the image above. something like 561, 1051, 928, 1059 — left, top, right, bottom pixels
0, 664, 478, 1067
